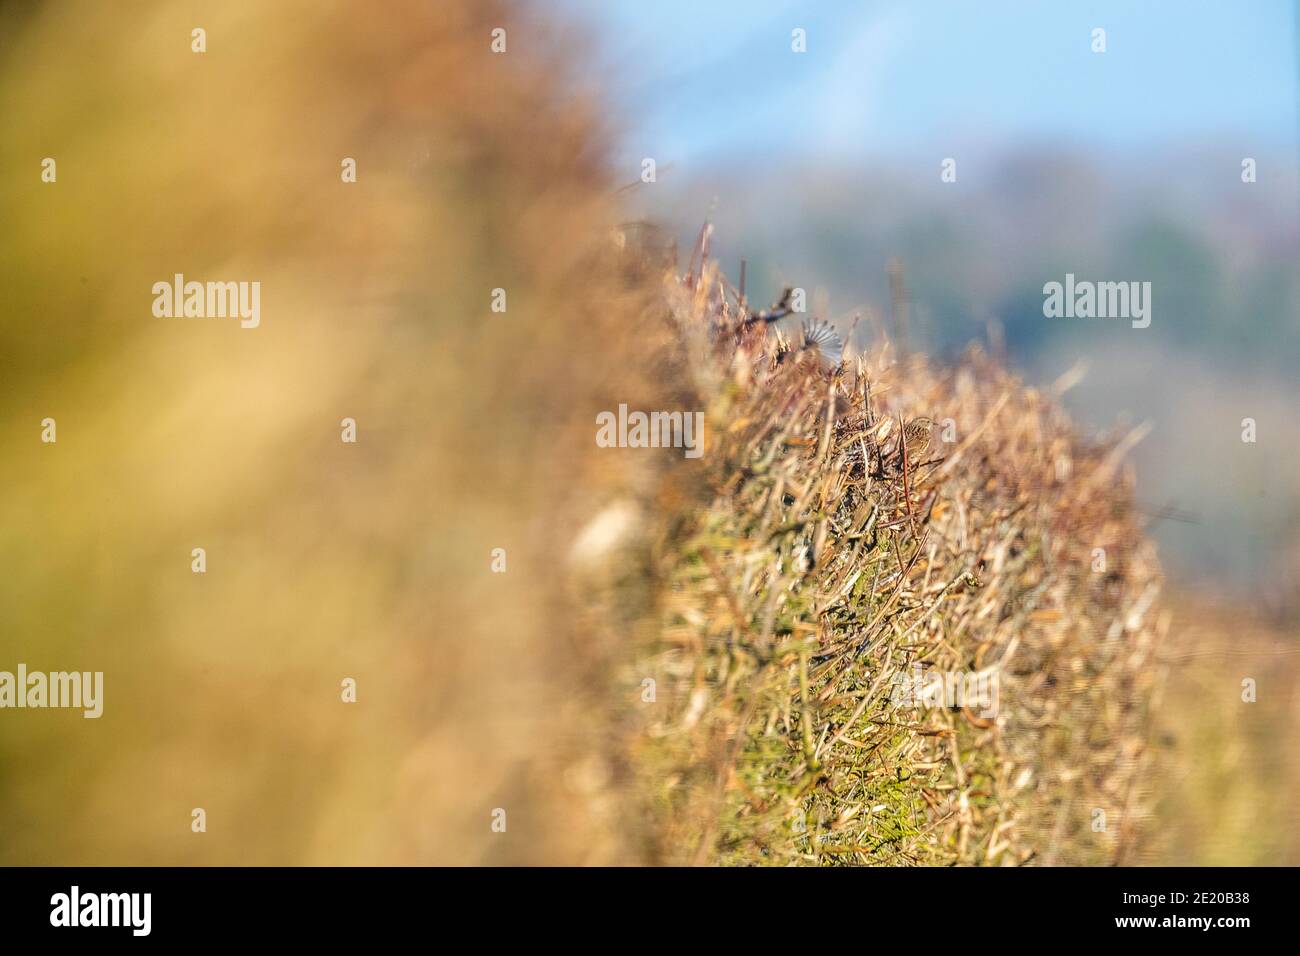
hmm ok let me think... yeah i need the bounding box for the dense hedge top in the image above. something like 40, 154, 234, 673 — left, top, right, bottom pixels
625, 258, 1164, 866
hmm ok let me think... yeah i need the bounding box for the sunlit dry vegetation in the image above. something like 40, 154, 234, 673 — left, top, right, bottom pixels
1, 0, 1293, 867
608, 243, 1166, 864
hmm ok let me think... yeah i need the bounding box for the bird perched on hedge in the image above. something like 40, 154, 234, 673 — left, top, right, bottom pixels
900, 416, 935, 460
799, 319, 843, 367
771, 317, 845, 370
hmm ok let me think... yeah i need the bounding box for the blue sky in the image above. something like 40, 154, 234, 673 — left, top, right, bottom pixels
560, 0, 1299, 168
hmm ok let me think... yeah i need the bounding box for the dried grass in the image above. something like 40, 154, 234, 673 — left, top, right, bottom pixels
623, 246, 1167, 866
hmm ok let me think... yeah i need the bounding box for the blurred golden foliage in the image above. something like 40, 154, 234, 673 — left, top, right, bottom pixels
0, 0, 692, 864
1140, 598, 1300, 866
